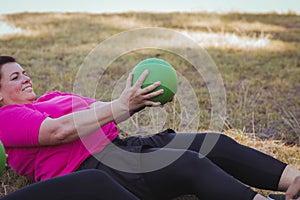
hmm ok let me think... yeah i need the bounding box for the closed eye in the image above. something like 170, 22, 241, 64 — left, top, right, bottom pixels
11, 75, 18, 80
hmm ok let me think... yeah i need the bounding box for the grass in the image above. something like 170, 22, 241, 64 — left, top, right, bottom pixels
0, 11, 299, 199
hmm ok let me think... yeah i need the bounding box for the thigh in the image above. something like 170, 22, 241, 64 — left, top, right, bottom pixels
141, 148, 195, 199
145, 131, 208, 153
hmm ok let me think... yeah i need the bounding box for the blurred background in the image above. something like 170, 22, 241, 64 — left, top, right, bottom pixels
1, 0, 300, 14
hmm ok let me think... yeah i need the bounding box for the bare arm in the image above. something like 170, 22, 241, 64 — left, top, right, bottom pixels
89, 101, 110, 109
38, 71, 163, 145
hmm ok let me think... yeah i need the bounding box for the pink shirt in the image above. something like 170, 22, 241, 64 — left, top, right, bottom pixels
0, 91, 118, 181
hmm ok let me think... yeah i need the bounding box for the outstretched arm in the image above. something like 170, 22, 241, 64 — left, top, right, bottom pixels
38, 70, 163, 145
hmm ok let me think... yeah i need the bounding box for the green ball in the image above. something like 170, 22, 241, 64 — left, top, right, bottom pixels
132, 58, 178, 104
0, 141, 6, 175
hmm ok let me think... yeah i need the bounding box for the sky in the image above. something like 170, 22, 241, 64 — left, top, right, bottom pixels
0, 0, 300, 14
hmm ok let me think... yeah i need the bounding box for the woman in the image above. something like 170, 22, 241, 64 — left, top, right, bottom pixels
0, 55, 299, 200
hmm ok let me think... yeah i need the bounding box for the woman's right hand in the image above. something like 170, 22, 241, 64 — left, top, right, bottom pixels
116, 70, 163, 115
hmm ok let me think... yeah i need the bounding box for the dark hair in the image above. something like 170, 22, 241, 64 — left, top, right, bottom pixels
0, 56, 17, 88
0, 56, 16, 66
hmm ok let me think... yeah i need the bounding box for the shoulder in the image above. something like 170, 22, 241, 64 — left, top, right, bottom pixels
0, 104, 49, 127
36, 91, 75, 102
0, 104, 29, 112
0, 104, 48, 130
0, 104, 39, 117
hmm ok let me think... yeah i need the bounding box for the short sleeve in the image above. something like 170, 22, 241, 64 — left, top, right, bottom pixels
36, 91, 97, 106
69, 93, 97, 105
0, 105, 49, 147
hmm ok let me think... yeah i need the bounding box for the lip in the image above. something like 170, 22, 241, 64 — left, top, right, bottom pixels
22, 85, 32, 91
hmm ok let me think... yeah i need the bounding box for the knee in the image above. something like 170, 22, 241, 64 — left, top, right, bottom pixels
201, 133, 239, 149
207, 133, 241, 157
199, 132, 238, 147
217, 134, 239, 146
179, 151, 212, 170
177, 151, 221, 180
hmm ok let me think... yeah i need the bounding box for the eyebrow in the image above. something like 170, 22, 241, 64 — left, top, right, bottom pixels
9, 70, 26, 78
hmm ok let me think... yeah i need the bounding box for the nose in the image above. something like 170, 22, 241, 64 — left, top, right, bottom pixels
21, 74, 31, 83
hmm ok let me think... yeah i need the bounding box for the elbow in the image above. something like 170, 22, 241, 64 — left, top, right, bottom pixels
53, 126, 71, 141
52, 121, 77, 143
39, 118, 78, 145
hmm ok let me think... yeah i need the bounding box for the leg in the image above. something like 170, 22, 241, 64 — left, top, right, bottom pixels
141, 148, 260, 200
191, 134, 300, 191
196, 133, 287, 190
1, 170, 138, 200
148, 132, 288, 190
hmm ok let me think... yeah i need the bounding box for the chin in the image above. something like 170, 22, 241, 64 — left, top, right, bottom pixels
26, 94, 36, 103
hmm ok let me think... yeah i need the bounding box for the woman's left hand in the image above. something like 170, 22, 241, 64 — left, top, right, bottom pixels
116, 70, 163, 115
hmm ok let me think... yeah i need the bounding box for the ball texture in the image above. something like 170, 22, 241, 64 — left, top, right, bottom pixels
132, 58, 178, 104
0, 142, 6, 175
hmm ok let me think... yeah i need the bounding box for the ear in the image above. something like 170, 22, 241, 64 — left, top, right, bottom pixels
0, 91, 3, 102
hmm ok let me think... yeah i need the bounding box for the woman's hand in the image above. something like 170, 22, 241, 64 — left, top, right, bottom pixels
116, 70, 163, 115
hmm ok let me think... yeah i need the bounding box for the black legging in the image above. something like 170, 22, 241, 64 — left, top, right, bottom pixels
79, 132, 287, 200
0, 170, 138, 200
141, 133, 286, 199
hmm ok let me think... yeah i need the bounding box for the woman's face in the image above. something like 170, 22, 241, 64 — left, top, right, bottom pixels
0, 62, 36, 105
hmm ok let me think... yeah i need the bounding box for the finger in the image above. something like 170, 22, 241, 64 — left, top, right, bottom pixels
126, 72, 133, 89
143, 89, 164, 100
144, 100, 161, 107
133, 70, 149, 89
140, 81, 161, 95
